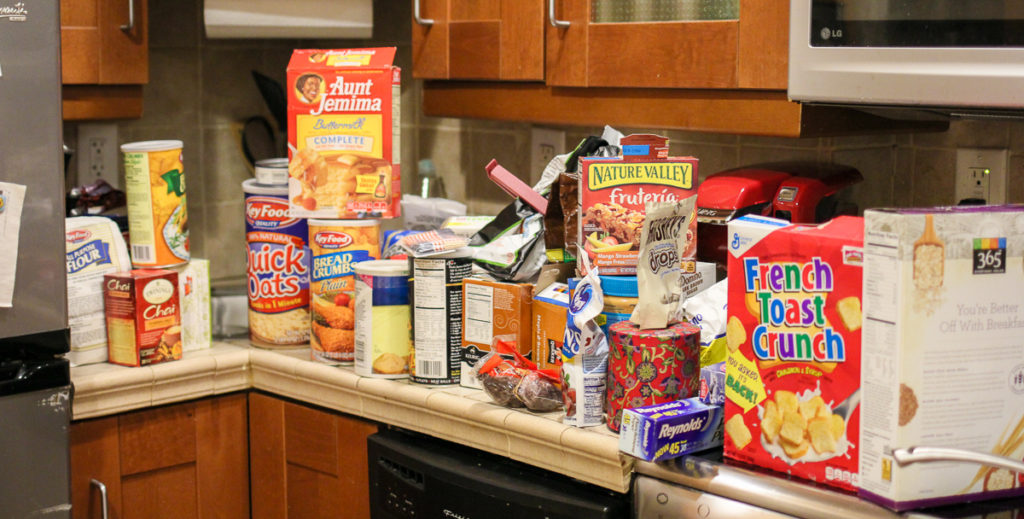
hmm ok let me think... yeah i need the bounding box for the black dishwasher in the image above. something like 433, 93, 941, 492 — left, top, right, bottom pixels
368, 428, 630, 518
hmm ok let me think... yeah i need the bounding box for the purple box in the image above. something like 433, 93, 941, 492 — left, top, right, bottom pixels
618, 398, 723, 462
699, 362, 726, 405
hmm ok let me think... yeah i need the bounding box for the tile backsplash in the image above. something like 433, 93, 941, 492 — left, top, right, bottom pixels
67, 0, 1024, 284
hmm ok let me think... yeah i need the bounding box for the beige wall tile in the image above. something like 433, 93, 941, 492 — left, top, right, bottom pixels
466, 130, 530, 208
202, 126, 252, 205
119, 49, 201, 131
740, 134, 823, 149
149, 0, 200, 50
913, 119, 1011, 148
670, 142, 738, 182
893, 147, 915, 207
737, 145, 820, 165
200, 48, 275, 127
1009, 154, 1024, 204
911, 148, 957, 206
1009, 121, 1024, 152
828, 133, 896, 149
205, 200, 247, 281
832, 146, 894, 210
418, 128, 468, 203
669, 129, 740, 146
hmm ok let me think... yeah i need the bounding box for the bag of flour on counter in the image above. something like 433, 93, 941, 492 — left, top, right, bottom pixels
561, 255, 608, 427
682, 278, 728, 366
65, 216, 131, 366
630, 197, 697, 329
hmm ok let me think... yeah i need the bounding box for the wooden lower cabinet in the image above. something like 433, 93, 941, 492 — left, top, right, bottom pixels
249, 392, 379, 519
69, 393, 250, 519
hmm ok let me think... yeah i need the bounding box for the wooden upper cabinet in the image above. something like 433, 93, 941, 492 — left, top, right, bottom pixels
60, 0, 148, 85
546, 0, 787, 89
412, 0, 545, 81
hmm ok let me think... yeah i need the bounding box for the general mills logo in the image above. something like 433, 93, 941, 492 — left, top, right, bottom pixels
730, 232, 741, 250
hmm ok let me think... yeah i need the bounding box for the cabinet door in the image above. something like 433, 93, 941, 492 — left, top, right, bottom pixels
546, 0, 786, 89
60, 0, 148, 84
250, 393, 379, 519
413, 0, 545, 80
60, 0, 101, 84
70, 395, 250, 519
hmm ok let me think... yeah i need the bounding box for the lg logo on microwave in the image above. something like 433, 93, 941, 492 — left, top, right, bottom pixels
820, 27, 843, 40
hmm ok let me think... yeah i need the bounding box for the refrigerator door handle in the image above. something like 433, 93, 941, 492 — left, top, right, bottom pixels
89, 479, 109, 519
120, 0, 135, 33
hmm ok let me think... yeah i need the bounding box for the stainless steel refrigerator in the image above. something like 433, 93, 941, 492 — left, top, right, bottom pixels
0, 0, 73, 517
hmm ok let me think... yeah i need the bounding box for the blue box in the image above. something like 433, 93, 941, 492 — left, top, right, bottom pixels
699, 362, 726, 405
618, 398, 723, 462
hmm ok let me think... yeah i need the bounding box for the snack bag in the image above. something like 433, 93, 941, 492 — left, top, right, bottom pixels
561, 255, 608, 427
474, 338, 562, 412
630, 197, 698, 329
681, 278, 728, 366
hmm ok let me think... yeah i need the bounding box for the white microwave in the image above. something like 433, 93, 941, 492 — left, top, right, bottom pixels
789, 0, 1024, 112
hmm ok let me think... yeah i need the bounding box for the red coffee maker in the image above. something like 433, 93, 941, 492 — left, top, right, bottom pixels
696, 162, 862, 275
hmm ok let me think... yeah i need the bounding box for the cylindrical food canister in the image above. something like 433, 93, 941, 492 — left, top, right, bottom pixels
599, 275, 638, 336
607, 321, 701, 432
409, 248, 473, 385
244, 176, 310, 347
354, 260, 410, 378
121, 140, 189, 267
308, 219, 380, 364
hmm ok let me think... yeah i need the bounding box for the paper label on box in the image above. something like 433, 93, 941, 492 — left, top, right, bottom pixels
464, 283, 494, 345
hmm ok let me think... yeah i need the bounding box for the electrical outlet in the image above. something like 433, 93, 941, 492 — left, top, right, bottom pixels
76, 123, 120, 188
529, 127, 566, 185
955, 148, 1007, 205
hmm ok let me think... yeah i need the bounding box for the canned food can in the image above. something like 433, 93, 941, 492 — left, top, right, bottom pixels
308, 218, 380, 363
121, 140, 189, 268
254, 157, 289, 185
409, 248, 473, 385
354, 260, 410, 378
244, 178, 310, 347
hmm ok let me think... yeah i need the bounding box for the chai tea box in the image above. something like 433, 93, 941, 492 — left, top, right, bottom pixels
287, 48, 401, 219
860, 206, 1024, 510
723, 215, 864, 492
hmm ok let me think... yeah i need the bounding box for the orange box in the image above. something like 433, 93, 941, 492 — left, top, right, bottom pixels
287, 48, 401, 219
578, 134, 697, 275
461, 277, 534, 388
104, 269, 181, 367
532, 282, 569, 370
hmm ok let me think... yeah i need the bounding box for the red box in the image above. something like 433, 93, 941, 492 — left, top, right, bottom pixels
723, 216, 864, 491
104, 269, 182, 367
287, 48, 401, 219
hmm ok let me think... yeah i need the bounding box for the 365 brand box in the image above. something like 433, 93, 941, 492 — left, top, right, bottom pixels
287, 48, 401, 219
619, 398, 723, 462
723, 215, 864, 491
860, 206, 1024, 510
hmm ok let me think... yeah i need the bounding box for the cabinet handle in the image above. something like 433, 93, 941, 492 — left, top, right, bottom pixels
414, 0, 434, 26
549, 0, 570, 27
120, 0, 135, 33
90, 479, 109, 519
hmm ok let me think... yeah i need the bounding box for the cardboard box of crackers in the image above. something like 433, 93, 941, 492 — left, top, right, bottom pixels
723, 215, 864, 491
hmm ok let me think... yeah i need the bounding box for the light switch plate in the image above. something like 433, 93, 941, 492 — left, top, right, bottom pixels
955, 148, 1007, 205
529, 127, 566, 185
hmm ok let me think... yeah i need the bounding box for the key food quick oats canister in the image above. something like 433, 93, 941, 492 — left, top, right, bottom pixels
121, 140, 189, 268
354, 260, 410, 378
409, 248, 473, 385
309, 218, 380, 364
244, 170, 310, 347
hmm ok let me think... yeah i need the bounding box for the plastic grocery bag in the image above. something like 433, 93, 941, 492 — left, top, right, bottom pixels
561, 254, 608, 427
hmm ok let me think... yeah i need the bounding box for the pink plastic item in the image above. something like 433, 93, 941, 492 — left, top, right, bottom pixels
485, 159, 548, 214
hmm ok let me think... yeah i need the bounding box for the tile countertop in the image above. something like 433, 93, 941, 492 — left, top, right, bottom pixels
70, 341, 633, 493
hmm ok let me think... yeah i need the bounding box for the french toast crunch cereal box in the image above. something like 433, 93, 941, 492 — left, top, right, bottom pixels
287, 48, 401, 219
860, 206, 1024, 511
723, 215, 864, 491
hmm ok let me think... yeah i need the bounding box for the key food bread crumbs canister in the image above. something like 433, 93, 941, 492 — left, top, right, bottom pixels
354, 260, 410, 378
607, 321, 701, 432
244, 168, 311, 348
121, 140, 189, 268
309, 218, 380, 363
409, 248, 473, 385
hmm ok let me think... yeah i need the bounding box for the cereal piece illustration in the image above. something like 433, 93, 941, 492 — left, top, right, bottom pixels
782, 438, 810, 459
899, 383, 918, 426
780, 410, 808, 446
829, 414, 845, 441
799, 395, 828, 421
726, 316, 746, 352
808, 417, 837, 454
836, 296, 862, 331
913, 214, 944, 290
774, 390, 799, 415
726, 414, 752, 449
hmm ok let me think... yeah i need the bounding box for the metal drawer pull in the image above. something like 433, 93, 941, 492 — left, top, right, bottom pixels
893, 446, 1024, 474
414, 0, 434, 26
90, 479, 109, 519
549, 0, 570, 27
120, 0, 135, 33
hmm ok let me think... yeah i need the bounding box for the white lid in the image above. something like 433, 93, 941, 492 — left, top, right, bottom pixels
354, 259, 408, 276
120, 140, 183, 152
242, 178, 287, 195
308, 218, 380, 227
254, 158, 289, 185
413, 246, 474, 259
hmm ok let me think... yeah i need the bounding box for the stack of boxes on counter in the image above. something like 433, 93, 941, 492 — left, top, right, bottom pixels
65, 139, 211, 367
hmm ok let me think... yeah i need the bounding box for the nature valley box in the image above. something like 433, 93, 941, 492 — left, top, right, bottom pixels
287, 48, 401, 219
578, 134, 697, 275
723, 215, 864, 492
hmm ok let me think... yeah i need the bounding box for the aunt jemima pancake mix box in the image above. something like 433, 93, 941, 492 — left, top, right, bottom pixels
287, 48, 401, 219
578, 134, 697, 275
723, 215, 864, 491
860, 206, 1024, 511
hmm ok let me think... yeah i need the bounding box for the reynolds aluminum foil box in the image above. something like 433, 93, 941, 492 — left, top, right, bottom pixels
619, 398, 723, 462
699, 362, 726, 405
